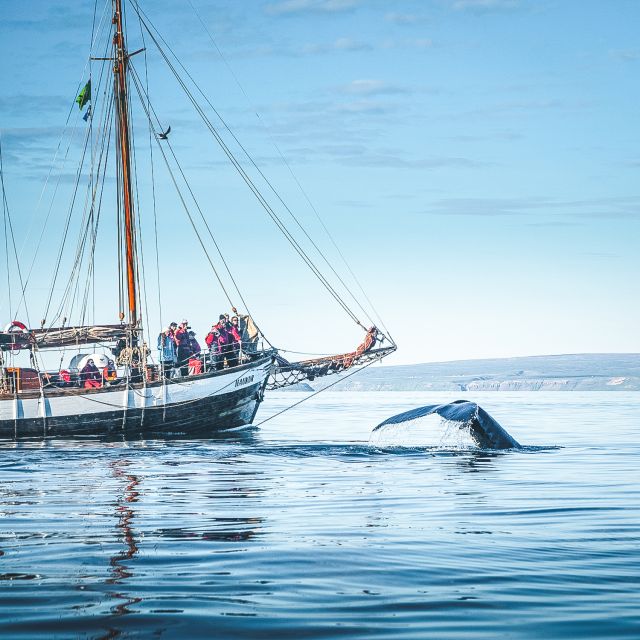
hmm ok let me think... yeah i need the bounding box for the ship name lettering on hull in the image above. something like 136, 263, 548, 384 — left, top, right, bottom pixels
235, 375, 255, 388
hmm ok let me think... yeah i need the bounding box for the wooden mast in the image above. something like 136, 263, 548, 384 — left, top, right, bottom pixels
113, 0, 138, 328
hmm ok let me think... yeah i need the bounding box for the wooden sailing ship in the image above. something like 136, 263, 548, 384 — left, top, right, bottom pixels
0, 0, 395, 439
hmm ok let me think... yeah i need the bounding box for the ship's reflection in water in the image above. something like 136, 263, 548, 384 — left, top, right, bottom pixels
97, 433, 266, 637
106, 460, 142, 608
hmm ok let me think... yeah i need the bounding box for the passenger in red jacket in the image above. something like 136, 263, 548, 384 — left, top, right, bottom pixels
216, 316, 240, 368
80, 359, 102, 389
174, 319, 191, 377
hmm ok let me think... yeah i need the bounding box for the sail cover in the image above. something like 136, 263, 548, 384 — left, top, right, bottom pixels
32, 325, 130, 349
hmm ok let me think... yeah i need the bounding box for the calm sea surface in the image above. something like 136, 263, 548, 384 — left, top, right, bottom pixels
1, 391, 639, 639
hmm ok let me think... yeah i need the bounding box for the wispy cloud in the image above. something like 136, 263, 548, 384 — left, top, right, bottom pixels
1, 126, 64, 151
333, 100, 398, 114
609, 49, 640, 61
0, 95, 69, 117
446, 98, 567, 122
427, 197, 546, 216
265, 0, 361, 17
447, 130, 524, 142
337, 80, 408, 96
235, 36, 433, 59
349, 153, 483, 169
385, 12, 426, 25
212, 37, 373, 59
282, 141, 484, 169
0, 126, 68, 180
424, 196, 640, 220
451, 0, 521, 11
301, 37, 372, 54
1, 6, 90, 32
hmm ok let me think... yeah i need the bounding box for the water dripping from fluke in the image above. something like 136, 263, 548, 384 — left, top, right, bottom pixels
370, 400, 521, 450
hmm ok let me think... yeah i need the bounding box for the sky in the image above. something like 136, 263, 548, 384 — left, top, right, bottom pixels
0, 0, 638, 366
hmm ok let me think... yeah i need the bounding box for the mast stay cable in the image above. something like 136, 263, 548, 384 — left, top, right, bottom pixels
0, 135, 31, 328
135, 11, 164, 333
127, 69, 237, 311
186, 0, 394, 341
132, 6, 367, 331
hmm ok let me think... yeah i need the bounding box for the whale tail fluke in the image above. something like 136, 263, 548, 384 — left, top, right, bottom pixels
373, 400, 521, 450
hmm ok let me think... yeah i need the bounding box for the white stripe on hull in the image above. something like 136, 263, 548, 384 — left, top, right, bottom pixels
0, 359, 271, 424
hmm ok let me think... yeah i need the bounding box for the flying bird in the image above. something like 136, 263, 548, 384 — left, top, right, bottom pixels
157, 126, 171, 140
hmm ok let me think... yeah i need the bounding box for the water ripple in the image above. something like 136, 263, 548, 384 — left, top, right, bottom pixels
0, 392, 638, 638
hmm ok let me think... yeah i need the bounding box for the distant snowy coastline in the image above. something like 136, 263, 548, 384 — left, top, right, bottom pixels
316, 354, 640, 392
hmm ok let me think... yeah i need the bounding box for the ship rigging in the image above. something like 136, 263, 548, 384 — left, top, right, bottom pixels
0, 0, 396, 438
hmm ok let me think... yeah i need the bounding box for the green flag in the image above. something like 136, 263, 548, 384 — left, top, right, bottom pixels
76, 80, 91, 110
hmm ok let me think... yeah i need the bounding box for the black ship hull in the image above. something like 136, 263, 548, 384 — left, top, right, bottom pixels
0, 356, 272, 439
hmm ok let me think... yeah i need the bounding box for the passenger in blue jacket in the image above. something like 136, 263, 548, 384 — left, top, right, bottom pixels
157, 326, 177, 378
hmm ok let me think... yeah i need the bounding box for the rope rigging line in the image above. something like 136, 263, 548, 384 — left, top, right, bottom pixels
0, 135, 13, 318
130, 98, 154, 345
42, 30, 116, 329
79, 114, 113, 327
126, 67, 237, 311
14, 8, 113, 323
50, 90, 114, 331
71, 103, 113, 323
136, 13, 164, 333
254, 354, 382, 428
124, 66, 273, 351
179, 0, 391, 338
128, 62, 246, 317
136, 19, 362, 328
126, 45, 267, 350
131, 5, 367, 331
0, 134, 31, 327
121, 0, 146, 335
185, 0, 396, 342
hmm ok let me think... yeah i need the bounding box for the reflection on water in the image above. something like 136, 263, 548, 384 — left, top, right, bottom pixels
105, 460, 142, 622
157, 518, 262, 543
0, 392, 638, 639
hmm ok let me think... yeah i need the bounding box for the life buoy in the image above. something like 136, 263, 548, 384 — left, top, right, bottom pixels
3, 320, 28, 333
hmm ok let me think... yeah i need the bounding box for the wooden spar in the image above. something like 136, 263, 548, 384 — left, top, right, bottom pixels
113, 0, 138, 328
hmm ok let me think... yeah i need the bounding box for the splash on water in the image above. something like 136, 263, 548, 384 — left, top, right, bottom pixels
370, 400, 521, 450
369, 413, 479, 449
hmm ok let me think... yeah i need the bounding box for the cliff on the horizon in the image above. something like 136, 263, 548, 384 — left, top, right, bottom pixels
320, 353, 640, 392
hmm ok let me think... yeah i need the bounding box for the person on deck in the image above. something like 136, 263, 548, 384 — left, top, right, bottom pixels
188, 331, 202, 375
229, 316, 242, 365
231, 307, 260, 354
157, 326, 177, 378
188, 330, 201, 357
229, 316, 242, 343
58, 369, 72, 388
214, 314, 227, 332
215, 316, 237, 368
103, 359, 118, 385
205, 326, 223, 371
80, 359, 102, 389
174, 319, 191, 377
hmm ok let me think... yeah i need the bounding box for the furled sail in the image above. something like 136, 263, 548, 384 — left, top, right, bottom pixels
31, 325, 130, 349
